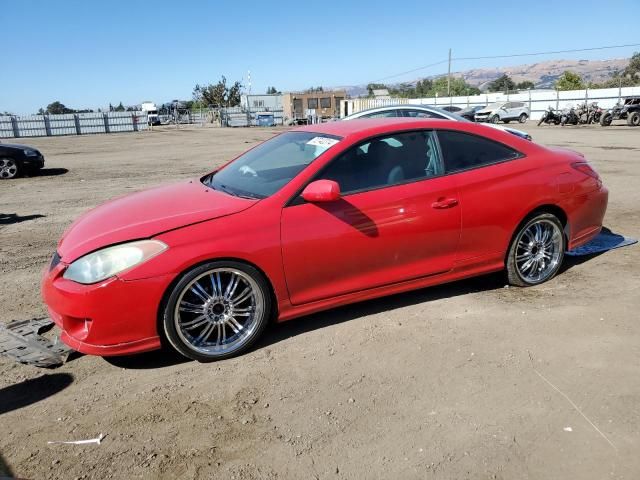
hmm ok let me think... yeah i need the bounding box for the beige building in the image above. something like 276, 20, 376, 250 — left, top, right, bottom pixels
282, 90, 346, 122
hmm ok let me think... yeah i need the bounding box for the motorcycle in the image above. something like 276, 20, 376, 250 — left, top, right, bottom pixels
560, 106, 579, 126
587, 102, 603, 124
537, 106, 562, 126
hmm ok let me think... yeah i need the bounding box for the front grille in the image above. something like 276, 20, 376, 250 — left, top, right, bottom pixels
50, 252, 61, 271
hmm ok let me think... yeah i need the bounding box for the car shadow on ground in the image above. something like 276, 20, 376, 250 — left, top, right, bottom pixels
0, 373, 73, 416
260, 272, 508, 348
0, 213, 45, 225
102, 347, 190, 370
0, 453, 14, 478
35, 168, 69, 177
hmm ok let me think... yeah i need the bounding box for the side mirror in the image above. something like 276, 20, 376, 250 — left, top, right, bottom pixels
301, 180, 341, 203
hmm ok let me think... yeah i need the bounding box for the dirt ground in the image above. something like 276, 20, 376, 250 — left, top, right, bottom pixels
0, 122, 639, 480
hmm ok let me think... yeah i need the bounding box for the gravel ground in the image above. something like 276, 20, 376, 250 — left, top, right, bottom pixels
0, 123, 639, 480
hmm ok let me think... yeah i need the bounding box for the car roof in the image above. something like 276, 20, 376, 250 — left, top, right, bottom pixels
345, 104, 454, 117
291, 118, 541, 153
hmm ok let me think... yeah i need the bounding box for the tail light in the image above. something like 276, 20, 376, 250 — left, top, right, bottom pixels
571, 162, 599, 179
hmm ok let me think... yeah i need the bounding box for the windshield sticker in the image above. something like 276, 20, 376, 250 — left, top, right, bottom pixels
306, 136, 340, 148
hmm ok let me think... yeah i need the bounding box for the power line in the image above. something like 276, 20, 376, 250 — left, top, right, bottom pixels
368, 42, 640, 85
370, 59, 448, 83
453, 42, 640, 61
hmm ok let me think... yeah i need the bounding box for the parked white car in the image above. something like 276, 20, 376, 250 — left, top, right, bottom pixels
474, 102, 530, 124
343, 105, 532, 140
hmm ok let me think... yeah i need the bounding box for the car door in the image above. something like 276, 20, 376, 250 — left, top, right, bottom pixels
436, 129, 529, 264
280, 130, 461, 305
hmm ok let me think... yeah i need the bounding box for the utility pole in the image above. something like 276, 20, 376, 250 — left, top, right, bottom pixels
447, 48, 452, 97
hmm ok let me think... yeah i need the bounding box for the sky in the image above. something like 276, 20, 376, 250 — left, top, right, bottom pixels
1, 0, 639, 115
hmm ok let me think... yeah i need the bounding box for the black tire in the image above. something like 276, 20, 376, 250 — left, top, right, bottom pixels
506, 213, 565, 287
600, 112, 612, 126
537, 115, 546, 126
518, 113, 528, 123
0, 157, 20, 180
162, 260, 272, 362
490, 114, 500, 124
627, 111, 640, 127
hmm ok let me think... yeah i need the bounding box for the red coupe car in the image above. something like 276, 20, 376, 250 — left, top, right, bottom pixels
42, 119, 608, 361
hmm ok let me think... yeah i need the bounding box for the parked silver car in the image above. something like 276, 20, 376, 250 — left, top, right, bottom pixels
343, 104, 532, 140
474, 102, 530, 124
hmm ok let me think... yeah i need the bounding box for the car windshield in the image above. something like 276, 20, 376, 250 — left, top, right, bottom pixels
203, 131, 342, 199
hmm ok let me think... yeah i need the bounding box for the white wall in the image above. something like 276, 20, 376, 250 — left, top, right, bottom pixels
342, 86, 640, 120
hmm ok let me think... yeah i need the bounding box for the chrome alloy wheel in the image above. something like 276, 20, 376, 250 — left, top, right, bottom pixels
173, 268, 265, 356
0, 158, 18, 179
514, 219, 563, 283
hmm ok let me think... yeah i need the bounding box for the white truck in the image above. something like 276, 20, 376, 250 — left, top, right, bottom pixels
141, 101, 160, 126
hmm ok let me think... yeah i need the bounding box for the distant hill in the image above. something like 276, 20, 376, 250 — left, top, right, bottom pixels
337, 57, 629, 97
458, 58, 628, 89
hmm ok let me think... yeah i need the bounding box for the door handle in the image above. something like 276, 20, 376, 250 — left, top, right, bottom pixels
431, 197, 459, 209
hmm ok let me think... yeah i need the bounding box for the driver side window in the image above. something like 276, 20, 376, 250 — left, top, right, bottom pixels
317, 130, 443, 195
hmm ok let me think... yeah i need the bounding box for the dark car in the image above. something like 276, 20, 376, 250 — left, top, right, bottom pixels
0, 143, 45, 179
458, 105, 486, 121
440, 105, 462, 113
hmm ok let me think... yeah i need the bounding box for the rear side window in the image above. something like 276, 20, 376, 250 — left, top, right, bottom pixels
437, 130, 521, 173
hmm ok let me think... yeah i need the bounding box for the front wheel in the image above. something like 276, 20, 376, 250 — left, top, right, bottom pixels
162, 261, 272, 362
518, 113, 528, 123
600, 112, 612, 126
506, 213, 565, 287
490, 114, 500, 124
0, 157, 20, 179
537, 115, 546, 126
627, 111, 640, 126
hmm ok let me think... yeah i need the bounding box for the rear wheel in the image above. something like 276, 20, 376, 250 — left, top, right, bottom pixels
0, 157, 20, 179
519, 113, 528, 123
490, 114, 500, 124
162, 261, 272, 362
600, 112, 612, 126
506, 213, 565, 287
627, 111, 640, 126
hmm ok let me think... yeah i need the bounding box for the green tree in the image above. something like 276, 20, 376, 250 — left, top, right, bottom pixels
266, 86, 280, 94
193, 76, 243, 107
555, 71, 585, 91
227, 81, 243, 107
306, 86, 324, 93
46, 101, 72, 114
516, 80, 535, 90
114, 102, 125, 112
487, 74, 516, 93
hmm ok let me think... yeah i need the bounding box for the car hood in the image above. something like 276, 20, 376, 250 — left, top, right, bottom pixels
58, 180, 257, 261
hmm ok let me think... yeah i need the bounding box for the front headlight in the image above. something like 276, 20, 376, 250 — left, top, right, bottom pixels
24, 149, 38, 156
63, 240, 167, 284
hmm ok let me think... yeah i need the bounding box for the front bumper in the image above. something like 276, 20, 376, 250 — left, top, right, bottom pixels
41, 262, 172, 356
474, 115, 491, 122
23, 154, 45, 170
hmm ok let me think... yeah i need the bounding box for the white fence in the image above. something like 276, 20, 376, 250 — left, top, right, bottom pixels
341, 86, 640, 120
0, 111, 149, 138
